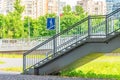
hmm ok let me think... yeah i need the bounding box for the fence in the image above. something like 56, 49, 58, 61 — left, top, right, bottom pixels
0, 37, 50, 51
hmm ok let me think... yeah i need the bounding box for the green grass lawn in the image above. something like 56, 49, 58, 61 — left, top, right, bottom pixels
60, 48, 120, 79
1, 48, 120, 78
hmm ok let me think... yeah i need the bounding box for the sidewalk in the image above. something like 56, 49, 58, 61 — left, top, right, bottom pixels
0, 70, 20, 74
0, 58, 22, 68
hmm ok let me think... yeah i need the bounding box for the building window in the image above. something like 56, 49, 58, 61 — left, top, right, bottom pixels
27, 4, 32, 8
49, 0, 52, 2
27, 10, 32, 14
80, 3, 83, 6
95, 7, 98, 11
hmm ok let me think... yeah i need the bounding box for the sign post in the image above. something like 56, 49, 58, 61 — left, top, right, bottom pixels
47, 18, 57, 54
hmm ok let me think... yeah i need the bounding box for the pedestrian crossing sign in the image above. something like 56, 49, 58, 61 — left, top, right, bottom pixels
47, 18, 55, 30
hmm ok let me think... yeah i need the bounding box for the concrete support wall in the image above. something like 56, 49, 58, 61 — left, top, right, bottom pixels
37, 35, 120, 75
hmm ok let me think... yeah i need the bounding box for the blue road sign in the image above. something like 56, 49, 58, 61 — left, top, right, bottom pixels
47, 18, 55, 30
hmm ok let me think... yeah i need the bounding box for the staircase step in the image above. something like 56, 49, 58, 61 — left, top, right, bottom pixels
67, 46, 71, 49
72, 44, 76, 46
78, 41, 81, 44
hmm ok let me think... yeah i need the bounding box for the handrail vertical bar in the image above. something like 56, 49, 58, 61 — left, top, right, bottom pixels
23, 55, 26, 73
106, 15, 108, 36
88, 16, 91, 37
53, 37, 57, 55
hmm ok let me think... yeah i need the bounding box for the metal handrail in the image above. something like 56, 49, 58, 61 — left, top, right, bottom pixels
23, 17, 104, 71
26, 35, 89, 70
23, 15, 107, 56
23, 8, 120, 73
90, 15, 106, 19
24, 27, 120, 71
107, 8, 120, 18
24, 8, 120, 56
107, 28, 120, 36
23, 17, 88, 56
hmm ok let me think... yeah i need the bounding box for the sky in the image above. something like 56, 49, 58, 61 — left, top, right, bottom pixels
60, 0, 105, 6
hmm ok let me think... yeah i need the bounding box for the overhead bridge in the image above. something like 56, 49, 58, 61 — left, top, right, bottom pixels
23, 8, 120, 75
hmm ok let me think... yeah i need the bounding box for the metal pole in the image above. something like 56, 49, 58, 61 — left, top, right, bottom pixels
23, 55, 26, 74
105, 15, 108, 36
53, 38, 57, 54
111, 17, 114, 32
57, 0, 60, 34
53, 0, 60, 55
88, 16, 91, 37
28, 18, 30, 40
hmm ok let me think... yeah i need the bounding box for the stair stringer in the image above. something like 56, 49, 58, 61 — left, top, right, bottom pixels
35, 34, 120, 75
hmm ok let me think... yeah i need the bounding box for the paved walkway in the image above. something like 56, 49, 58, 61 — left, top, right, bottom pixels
0, 58, 22, 75
0, 74, 105, 80
0, 70, 20, 74
0, 58, 107, 80
0, 58, 22, 68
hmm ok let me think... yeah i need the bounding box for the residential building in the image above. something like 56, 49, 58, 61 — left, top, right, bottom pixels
112, 2, 120, 11
112, 2, 120, 17
59, 1, 66, 14
47, 0, 58, 14
22, 0, 49, 18
21, 0, 43, 18
0, 0, 4, 14
0, 0, 15, 15
106, 0, 120, 14
0, 0, 59, 18
77, 0, 106, 15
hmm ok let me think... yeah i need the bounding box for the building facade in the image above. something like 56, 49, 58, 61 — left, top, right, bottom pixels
59, 1, 66, 14
106, 0, 120, 14
0, 0, 59, 18
21, 0, 45, 18
77, 0, 106, 15
0, 0, 14, 15
112, 2, 120, 11
22, 0, 58, 18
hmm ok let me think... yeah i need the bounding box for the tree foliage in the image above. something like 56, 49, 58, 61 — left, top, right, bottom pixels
61, 5, 86, 31
14, 0, 24, 14
63, 5, 72, 14
0, 3, 87, 39
75, 5, 84, 15
0, 0, 25, 38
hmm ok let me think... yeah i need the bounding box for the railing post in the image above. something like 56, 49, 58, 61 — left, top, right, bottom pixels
88, 16, 91, 37
53, 37, 57, 55
23, 55, 26, 74
106, 15, 108, 36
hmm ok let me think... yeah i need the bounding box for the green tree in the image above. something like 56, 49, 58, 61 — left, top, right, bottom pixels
14, 0, 24, 14
60, 14, 79, 31
1, 2, 89, 38
75, 5, 84, 15
4, 0, 25, 38
63, 5, 72, 14
61, 5, 87, 31
0, 14, 5, 38
23, 17, 32, 38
